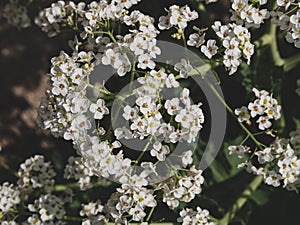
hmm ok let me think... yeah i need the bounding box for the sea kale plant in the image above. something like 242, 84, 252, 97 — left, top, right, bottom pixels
1, 0, 300, 224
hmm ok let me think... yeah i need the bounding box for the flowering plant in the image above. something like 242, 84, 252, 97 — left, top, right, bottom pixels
1, 0, 300, 224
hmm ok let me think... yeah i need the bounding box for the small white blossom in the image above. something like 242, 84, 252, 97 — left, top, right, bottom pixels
235, 106, 250, 122
201, 39, 218, 59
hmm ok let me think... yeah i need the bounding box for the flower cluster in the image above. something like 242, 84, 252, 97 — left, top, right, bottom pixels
212, 21, 255, 75
117, 83, 204, 147
105, 184, 156, 223
35, 1, 74, 37
177, 207, 215, 225
158, 5, 199, 31
77, 139, 135, 184
0, 182, 20, 213
64, 156, 94, 190
230, 0, 269, 28
80, 200, 107, 225
234, 88, 281, 130
3, 0, 30, 29
271, 2, 300, 48
101, 10, 160, 75
229, 129, 300, 192
3, 0, 300, 223
36, 51, 94, 139
27, 194, 66, 224
0, 156, 71, 224
33, 2, 208, 223
17, 155, 56, 192
161, 166, 204, 209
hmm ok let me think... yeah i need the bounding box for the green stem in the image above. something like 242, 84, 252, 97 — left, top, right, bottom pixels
135, 137, 153, 165
175, 63, 211, 80
254, 23, 284, 67
283, 53, 300, 72
218, 175, 263, 225
130, 62, 136, 92
107, 31, 118, 44
86, 83, 113, 96
63, 216, 81, 222
146, 206, 156, 222
269, 24, 284, 67
206, 80, 265, 149
0, 161, 18, 177
254, 21, 300, 72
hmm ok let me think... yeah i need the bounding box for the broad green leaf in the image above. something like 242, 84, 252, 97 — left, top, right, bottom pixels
249, 189, 270, 206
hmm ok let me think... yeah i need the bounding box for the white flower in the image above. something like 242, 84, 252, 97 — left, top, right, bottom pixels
182, 125, 201, 143
123, 105, 139, 120
170, 11, 187, 29
70, 68, 85, 84
228, 145, 248, 159
290, 10, 300, 27
130, 36, 147, 55
165, 74, 179, 88
278, 158, 292, 175
175, 109, 193, 128
150, 69, 167, 80
235, 106, 250, 122
114, 54, 132, 76
80, 200, 103, 217
129, 205, 146, 221
73, 114, 92, 131
259, 0, 268, 5
187, 33, 205, 48
52, 79, 69, 96
101, 49, 120, 66
201, 39, 218, 59
85, 11, 98, 26
158, 15, 171, 30
232, 0, 247, 11
137, 54, 155, 69
174, 59, 193, 78
223, 52, 240, 75
150, 142, 170, 161
182, 150, 193, 167
136, 96, 155, 115
248, 100, 264, 117
130, 117, 147, 134
278, 14, 291, 31
283, 171, 296, 187
256, 116, 272, 130
165, 98, 181, 115
180, 88, 191, 106
158, 5, 198, 30
277, 0, 294, 10
145, 117, 161, 135
89, 99, 109, 120
255, 147, 274, 164
265, 171, 281, 187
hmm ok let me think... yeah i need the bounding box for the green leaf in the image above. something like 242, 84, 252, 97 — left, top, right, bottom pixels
249, 189, 270, 206
209, 160, 231, 183
293, 117, 300, 129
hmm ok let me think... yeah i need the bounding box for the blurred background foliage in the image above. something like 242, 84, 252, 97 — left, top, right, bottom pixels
0, 0, 300, 224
